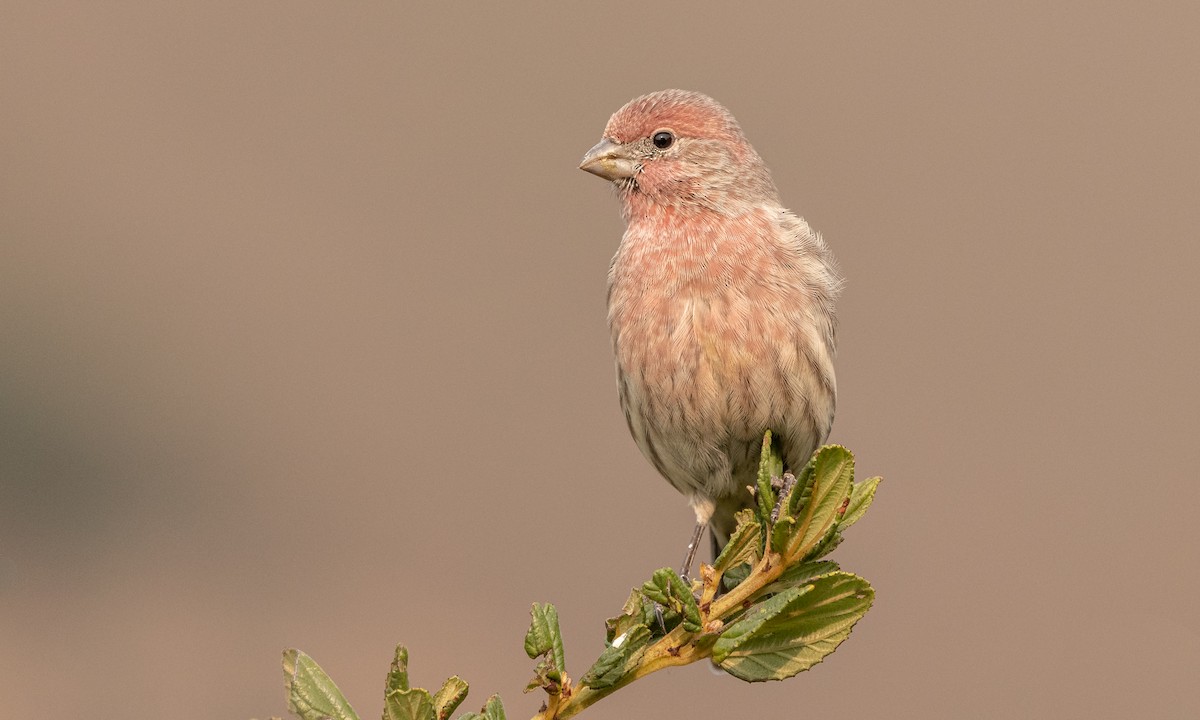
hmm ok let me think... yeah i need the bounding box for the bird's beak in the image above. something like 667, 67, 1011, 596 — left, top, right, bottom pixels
579, 138, 637, 181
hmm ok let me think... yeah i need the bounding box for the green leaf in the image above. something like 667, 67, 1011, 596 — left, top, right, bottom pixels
641, 568, 702, 632
761, 560, 840, 595
524, 603, 565, 674
524, 604, 567, 695
807, 473, 882, 561
382, 646, 437, 720
457, 694, 505, 720
808, 529, 844, 560
604, 589, 657, 643
482, 696, 506, 720
773, 453, 817, 549
712, 572, 874, 682
785, 449, 818, 518
721, 562, 752, 592
282, 649, 360, 720
786, 445, 854, 561
711, 509, 761, 574
431, 677, 469, 720
770, 515, 796, 557
754, 431, 782, 525
841, 476, 882, 530
385, 645, 412, 694
385, 689, 434, 720
579, 624, 652, 689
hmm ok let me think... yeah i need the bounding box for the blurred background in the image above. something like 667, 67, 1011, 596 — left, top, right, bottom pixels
2, 2, 1197, 718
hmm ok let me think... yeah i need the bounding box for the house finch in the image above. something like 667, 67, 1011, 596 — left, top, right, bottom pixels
580, 90, 842, 575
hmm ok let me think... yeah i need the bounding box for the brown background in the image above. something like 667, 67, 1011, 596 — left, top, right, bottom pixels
2, 2, 1197, 718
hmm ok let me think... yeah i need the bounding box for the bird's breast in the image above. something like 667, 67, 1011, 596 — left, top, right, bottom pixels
607, 210, 800, 424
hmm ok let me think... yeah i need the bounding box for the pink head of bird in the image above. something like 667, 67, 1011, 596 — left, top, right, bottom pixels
579, 90, 780, 217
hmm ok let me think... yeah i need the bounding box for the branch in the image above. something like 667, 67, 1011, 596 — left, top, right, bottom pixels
277, 434, 882, 720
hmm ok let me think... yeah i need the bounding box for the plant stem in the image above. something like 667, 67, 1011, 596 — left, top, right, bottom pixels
530, 549, 791, 720
533, 627, 698, 720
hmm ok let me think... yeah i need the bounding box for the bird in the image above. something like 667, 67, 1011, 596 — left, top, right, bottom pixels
579, 90, 843, 577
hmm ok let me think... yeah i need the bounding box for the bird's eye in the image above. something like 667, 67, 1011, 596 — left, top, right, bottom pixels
652, 131, 674, 149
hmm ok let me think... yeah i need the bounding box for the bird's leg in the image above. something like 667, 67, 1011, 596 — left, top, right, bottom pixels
649, 522, 706, 636
679, 520, 707, 583
770, 472, 797, 524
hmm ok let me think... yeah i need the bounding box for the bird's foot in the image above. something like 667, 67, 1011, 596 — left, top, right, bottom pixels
769, 472, 797, 524
653, 603, 668, 635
